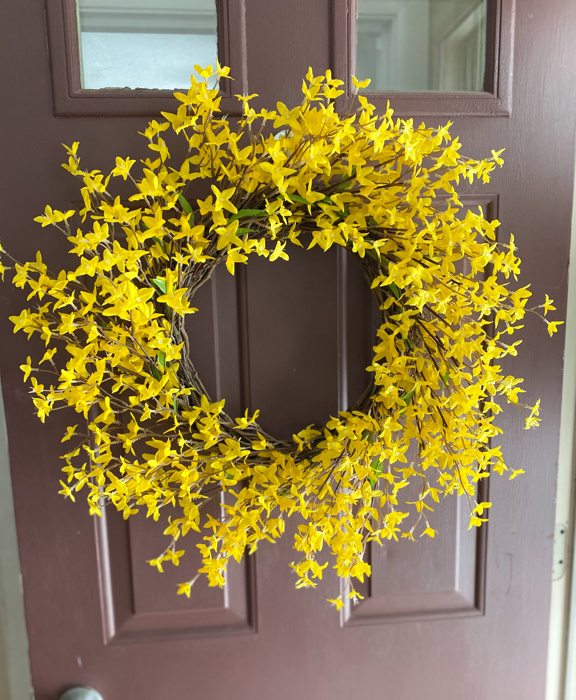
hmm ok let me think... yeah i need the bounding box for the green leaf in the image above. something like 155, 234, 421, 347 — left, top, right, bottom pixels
150, 364, 162, 381
178, 193, 193, 215
157, 352, 166, 370
228, 209, 268, 223
400, 387, 416, 405
152, 277, 167, 294
441, 371, 450, 387
364, 249, 381, 262
369, 457, 384, 487
173, 397, 178, 413
286, 193, 312, 205
336, 171, 355, 191
389, 282, 400, 299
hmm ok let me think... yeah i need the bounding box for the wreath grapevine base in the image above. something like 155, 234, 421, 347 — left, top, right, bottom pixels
0, 66, 560, 608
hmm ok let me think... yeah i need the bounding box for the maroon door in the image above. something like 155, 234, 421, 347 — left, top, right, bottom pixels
1, 1, 575, 698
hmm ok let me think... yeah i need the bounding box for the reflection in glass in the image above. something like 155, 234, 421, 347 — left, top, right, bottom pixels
356, 0, 488, 92
77, 0, 218, 90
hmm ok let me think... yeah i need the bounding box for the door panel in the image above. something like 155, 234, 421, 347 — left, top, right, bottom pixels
344, 487, 485, 625
95, 504, 256, 645
1, 1, 575, 698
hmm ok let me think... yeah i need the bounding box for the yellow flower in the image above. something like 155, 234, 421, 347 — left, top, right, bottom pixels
19, 356, 32, 381
269, 241, 289, 262
111, 156, 136, 180
547, 320, 563, 336
351, 75, 371, 91
226, 248, 248, 274
543, 294, 556, 315
525, 400, 541, 429
58, 480, 76, 502
210, 185, 238, 215
34, 206, 75, 227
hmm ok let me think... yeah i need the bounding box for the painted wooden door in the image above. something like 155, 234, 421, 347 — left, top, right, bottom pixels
1, 1, 575, 698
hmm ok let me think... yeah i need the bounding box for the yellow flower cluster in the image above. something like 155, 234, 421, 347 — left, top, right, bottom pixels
1, 65, 560, 607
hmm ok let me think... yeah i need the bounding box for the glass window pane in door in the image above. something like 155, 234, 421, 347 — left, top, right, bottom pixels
77, 0, 218, 90
356, 0, 488, 92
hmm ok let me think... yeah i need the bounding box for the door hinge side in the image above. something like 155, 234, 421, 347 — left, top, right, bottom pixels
553, 522, 570, 581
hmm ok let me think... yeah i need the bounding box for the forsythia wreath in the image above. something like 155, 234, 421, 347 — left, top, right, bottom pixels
0, 66, 560, 607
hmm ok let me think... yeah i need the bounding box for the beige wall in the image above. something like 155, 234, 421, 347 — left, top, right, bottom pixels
0, 376, 32, 699
0, 625, 10, 700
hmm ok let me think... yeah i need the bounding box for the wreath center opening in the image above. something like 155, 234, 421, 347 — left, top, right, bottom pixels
188, 241, 373, 442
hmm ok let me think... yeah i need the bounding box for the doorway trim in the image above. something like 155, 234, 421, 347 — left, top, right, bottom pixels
546, 148, 576, 700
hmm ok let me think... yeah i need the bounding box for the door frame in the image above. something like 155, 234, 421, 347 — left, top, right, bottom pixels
546, 149, 576, 700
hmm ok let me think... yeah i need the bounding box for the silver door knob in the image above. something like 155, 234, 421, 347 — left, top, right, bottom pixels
59, 689, 104, 700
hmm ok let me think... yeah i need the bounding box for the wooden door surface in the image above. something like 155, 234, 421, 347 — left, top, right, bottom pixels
1, 1, 575, 698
